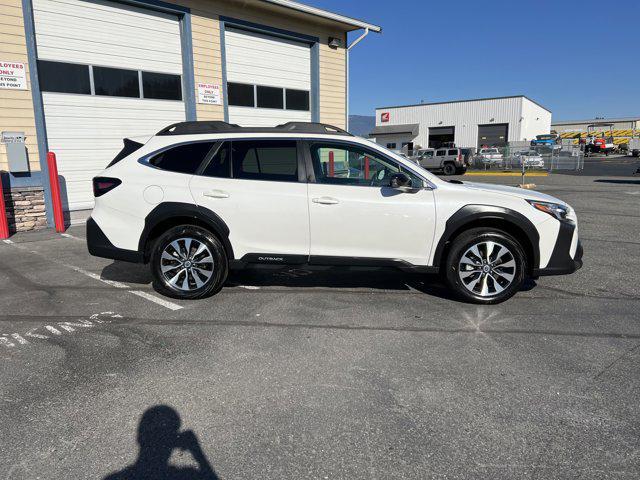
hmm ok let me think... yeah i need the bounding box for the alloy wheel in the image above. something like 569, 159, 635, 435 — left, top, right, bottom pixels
458, 241, 516, 297
160, 237, 215, 291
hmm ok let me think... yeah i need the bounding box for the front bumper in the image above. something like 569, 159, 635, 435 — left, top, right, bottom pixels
86, 217, 144, 263
533, 220, 583, 276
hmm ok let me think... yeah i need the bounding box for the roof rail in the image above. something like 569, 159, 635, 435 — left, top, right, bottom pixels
156, 121, 352, 136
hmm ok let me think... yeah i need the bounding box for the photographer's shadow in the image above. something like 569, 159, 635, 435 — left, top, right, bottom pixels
103, 405, 218, 480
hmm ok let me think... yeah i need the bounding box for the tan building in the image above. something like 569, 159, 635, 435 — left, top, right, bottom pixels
0, 0, 380, 231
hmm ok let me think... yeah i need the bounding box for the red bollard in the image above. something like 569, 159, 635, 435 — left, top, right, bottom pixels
0, 177, 9, 239
364, 156, 370, 180
328, 151, 335, 177
47, 152, 66, 233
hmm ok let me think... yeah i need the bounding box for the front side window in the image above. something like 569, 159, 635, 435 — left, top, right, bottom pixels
436, 150, 446, 156
149, 142, 216, 174
93, 66, 140, 98
310, 143, 423, 188
231, 140, 298, 182
448, 149, 459, 156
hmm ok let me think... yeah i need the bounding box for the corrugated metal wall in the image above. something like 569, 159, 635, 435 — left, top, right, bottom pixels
375, 97, 551, 149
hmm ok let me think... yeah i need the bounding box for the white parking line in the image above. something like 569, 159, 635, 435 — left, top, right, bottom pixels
129, 290, 183, 311
3, 239, 14, 244
60, 233, 82, 240
3, 240, 182, 310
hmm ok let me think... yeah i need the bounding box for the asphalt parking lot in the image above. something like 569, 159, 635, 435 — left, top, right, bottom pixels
1, 162, 639, 479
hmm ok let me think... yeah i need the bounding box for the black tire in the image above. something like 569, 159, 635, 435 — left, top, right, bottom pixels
444, 227, 527, 304
455, 167, 466, 175
150, 225, 228, 300
442, 163, 456, 175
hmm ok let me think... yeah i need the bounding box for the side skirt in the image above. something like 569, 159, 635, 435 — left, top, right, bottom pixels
230, 253, 438, 274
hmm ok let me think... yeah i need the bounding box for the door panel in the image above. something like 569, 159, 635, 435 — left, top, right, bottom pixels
306, 142, 436, 265
308, 184, 436, 264
189, 140, 309, 259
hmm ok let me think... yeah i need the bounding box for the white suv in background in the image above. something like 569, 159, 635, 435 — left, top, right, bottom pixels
87, 122, 582, 304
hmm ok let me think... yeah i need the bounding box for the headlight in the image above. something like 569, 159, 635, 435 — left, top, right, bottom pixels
527, 200, 570, 221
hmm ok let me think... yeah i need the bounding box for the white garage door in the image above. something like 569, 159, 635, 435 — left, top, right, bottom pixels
225, 27, 312, 127
33, 0, 186, 210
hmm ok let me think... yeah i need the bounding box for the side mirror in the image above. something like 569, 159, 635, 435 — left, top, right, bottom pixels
389, 172, 412, 189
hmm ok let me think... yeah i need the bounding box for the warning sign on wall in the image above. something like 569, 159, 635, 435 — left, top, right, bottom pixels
0, 61, 28, 90
197, 83, 222, 105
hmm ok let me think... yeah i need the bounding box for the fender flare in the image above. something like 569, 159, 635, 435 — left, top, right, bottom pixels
138, 202, 234, 260
432, 204, 540, 270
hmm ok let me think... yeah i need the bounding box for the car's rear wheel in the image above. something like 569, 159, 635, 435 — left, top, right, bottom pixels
444, 227, 526, 304
151, 225, 228, 299
442, 163, 456, 175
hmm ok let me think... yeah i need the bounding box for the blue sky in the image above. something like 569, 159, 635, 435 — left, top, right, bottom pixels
306, 0, 640, 120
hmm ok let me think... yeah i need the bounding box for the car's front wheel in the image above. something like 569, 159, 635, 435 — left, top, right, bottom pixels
150, 225, 228, 299
444, 227, 526, 304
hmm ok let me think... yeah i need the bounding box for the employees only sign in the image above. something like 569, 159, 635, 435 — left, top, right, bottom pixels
197, 83, 222, 105
0, 61, 27, 90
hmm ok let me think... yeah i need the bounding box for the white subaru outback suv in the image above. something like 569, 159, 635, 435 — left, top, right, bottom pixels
87, 121, 582, 304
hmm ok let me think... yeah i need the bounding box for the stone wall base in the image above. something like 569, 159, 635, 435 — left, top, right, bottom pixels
3, 186, 48, 232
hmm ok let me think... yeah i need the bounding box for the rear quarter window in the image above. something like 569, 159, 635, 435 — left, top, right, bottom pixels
149, 142, 216, 174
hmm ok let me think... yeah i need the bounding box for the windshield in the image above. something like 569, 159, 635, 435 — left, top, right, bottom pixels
483, 148, 499, 153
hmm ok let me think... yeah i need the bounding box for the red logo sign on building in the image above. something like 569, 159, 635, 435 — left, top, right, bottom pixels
381, 112, 390, 123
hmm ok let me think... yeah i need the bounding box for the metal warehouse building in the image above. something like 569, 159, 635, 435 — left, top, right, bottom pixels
371, 96, 551, 152
0, 0, 380, 231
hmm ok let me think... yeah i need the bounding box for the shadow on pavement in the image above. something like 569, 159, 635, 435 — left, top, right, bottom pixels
100, 263, 535, 302
103, 405, 219, 480
594, 179, 640, 185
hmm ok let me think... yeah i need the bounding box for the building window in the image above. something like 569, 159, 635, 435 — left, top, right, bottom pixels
142, 72, 182, 100
256, 86, 284, 109
386, 143, 397, 149
228, 82, 255, 107
285, 89, 310, 111
93, 66, 140, 98
37, 60, 91, 94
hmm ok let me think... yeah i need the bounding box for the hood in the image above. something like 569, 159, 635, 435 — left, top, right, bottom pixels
459, 181, 566, 205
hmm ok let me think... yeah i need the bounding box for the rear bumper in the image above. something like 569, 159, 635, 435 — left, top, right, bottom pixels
86, 217, 144, 263
533, 221, 583, 276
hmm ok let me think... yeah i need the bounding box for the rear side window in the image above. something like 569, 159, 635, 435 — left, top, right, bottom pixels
201, 142, 231, 178
436, 150, 446, 156
231, 140, 298, 182
149, 142, 216, 174
448, 149, 458, 156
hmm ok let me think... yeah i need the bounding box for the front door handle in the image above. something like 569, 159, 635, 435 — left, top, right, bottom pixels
312, 196, 339, 205
203, 190, 229, 199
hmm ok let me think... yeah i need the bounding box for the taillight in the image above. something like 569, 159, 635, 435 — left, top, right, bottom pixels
93, 177, 121, 197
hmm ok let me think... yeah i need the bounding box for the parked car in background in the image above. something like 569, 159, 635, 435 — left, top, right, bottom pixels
514, 150, 545, 169
626, 138, 640, 157
531, 133, 560, 150
415, 147, 467, 175
476, 148, 504, 168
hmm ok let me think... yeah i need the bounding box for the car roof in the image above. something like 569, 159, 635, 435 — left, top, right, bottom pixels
157, 121, 352, 137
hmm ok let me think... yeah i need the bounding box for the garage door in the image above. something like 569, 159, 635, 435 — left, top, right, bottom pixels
224, 27, 312, 127
33, 0, 186, 210
477, 124, 509, 149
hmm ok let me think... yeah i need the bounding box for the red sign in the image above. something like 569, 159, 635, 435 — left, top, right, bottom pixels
381, 112, 390, 123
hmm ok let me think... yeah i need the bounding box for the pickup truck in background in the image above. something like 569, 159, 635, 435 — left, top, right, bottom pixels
414, 147, 467, 175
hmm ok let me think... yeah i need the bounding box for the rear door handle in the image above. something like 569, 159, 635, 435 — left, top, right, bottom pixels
203, 190, 229, 199
312, 196, 339, 205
